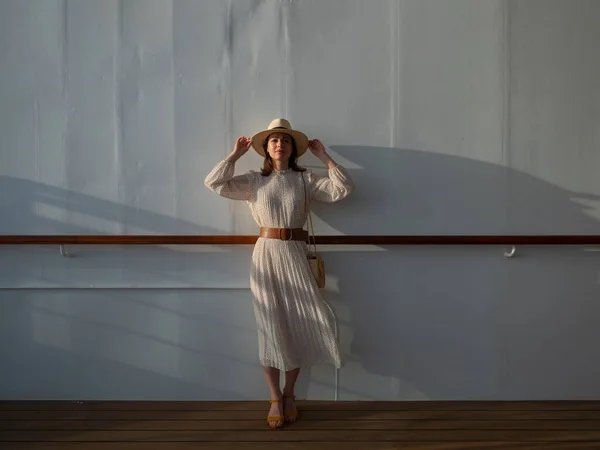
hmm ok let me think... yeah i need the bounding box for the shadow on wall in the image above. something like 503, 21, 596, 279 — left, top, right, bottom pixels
0, 175, 257, 290
0, 175, 265, 400
310, 145, 600, 236
316, 146, 600, 400
2, 144, 600, 400
0, 175, 220, 235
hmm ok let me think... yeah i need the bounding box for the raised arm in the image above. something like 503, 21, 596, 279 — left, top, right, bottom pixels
204, 136, 256, 201
306, 139, 354, 203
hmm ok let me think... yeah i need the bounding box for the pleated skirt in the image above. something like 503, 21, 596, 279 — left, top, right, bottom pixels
249, 237, 342, 371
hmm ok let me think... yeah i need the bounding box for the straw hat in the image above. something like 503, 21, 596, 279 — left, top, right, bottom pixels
251, 118, 310, 157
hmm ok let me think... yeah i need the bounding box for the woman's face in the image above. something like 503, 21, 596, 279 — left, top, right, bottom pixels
266, 133, 293, 163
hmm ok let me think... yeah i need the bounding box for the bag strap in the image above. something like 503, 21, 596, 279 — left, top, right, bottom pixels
301, 172, 317, 256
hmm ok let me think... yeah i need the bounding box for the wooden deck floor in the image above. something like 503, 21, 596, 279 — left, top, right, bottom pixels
2, 400, 600, 449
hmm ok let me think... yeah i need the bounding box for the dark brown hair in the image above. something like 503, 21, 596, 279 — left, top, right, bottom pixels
260, 133, 306, 176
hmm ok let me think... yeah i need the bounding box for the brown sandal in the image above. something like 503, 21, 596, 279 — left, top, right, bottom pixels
267, 399, 284, 428
284, 395, 298, 423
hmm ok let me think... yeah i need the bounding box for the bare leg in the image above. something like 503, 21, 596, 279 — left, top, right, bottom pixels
283, 367, 300, 422
263, 367, 283, 427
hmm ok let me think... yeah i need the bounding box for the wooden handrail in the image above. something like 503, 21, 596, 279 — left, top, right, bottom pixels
1, 235, 600, 245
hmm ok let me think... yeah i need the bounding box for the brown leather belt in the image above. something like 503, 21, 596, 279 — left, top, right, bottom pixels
259, 227, 308, 242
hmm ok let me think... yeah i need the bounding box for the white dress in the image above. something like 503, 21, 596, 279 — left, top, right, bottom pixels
204, 160, 354, 371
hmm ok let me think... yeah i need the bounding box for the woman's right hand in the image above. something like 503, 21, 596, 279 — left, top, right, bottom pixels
229, 136, 252, 160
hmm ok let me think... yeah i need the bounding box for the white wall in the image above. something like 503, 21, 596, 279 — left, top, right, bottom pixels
1, 0, 600, 400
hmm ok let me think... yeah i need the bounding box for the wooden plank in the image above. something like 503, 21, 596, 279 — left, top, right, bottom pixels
3, 401, 600, 411
3, 410, 600, 420
2, 442, 600, 450
2, 419, 600, 431
2, 429, 600, 442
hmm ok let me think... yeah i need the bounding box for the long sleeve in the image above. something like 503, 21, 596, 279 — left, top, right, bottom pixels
307, 165, 354, 203
204, 159, 256, 201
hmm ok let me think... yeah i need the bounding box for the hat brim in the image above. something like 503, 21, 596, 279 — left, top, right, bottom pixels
251, 129, 309, 158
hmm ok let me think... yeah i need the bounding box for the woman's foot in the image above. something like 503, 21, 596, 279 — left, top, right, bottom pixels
267, 398, 284, 428
283, 395, 298, 423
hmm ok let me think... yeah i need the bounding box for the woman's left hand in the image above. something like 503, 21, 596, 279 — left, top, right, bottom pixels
308, 139, 327, 158
309, 139, 339, 169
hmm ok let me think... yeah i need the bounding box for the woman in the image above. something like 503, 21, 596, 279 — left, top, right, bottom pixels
204, 118, 354, 428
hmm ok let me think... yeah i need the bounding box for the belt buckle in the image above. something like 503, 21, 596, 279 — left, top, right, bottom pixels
279, 228, 293, 241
